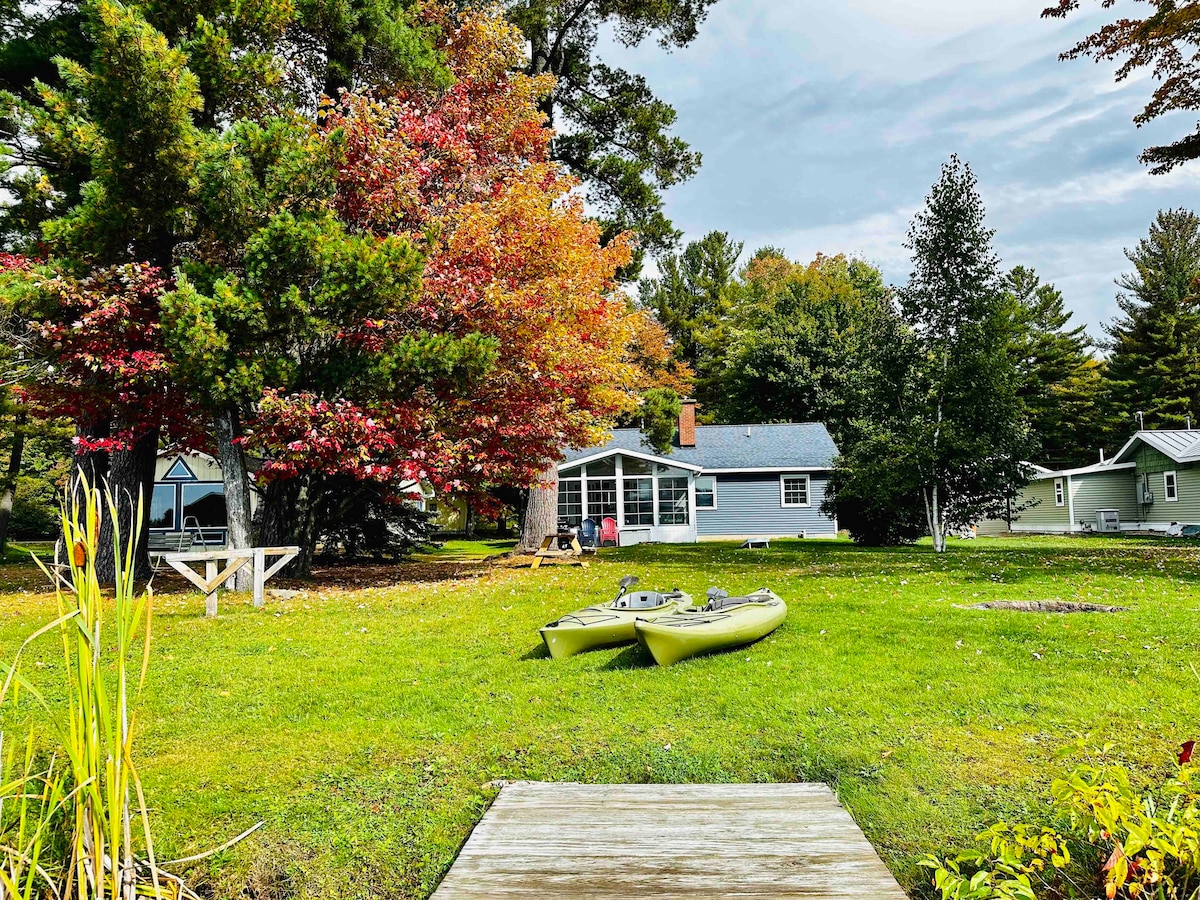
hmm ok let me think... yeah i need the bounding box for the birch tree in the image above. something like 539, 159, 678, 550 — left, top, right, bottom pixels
899, 156, 1031, 551
828, 157, 1031, 549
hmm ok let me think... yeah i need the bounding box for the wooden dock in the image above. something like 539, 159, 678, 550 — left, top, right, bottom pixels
433, 782, 908, 898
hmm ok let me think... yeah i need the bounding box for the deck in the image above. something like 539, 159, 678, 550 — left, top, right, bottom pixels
432, 782, 908, 898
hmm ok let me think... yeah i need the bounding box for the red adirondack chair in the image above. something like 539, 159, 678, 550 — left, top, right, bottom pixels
600, 517, 618, 547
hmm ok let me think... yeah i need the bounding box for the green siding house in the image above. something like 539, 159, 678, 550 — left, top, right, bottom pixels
985, 430, 1200, 534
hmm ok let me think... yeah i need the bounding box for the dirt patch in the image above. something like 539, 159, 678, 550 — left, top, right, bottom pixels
957, 600, 1127, 613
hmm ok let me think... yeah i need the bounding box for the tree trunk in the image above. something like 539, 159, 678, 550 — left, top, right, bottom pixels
70, 417, 111, 496
96, 427, 158, 582
520, 463, 559, 552
293, 476, 318, 578
214, 405, 253, 590
0, 408, 26, 556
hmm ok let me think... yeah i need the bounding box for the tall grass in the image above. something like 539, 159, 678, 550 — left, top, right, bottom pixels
0, 479, 192, 899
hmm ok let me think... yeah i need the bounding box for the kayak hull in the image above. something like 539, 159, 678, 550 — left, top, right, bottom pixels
541, 597, 689, 659
635, 592, 786, 666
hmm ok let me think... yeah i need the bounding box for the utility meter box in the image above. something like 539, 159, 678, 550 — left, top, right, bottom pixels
1096, 509, 1121, 533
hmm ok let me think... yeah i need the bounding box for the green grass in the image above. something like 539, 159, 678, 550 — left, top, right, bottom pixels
1, 535, 1198, 899
0, 540, 54, 564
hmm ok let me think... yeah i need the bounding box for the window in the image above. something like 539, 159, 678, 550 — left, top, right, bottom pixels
558, 479, 582, 526
1054, 478, 1065, 507
658, 477, 689, 525
622, 456, 653, 476
426, 498, 440, 514
587, 478, 618, 521
150, 484, 176, 529
695, 476, 716, 510
623, 477, 654, 525
780, 474, 809, 507
586, 457, 616, 477
1165, 471, 1179, 502
181, 484, 227, 528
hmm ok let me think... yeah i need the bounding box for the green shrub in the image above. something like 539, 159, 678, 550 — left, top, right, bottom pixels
923, 743, 1200, 900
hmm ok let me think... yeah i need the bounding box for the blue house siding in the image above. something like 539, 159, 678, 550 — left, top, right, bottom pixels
697, 473, 837, 538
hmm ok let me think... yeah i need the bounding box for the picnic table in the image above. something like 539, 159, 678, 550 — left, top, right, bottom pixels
530, 533, 589, 570
159, 546, 300, 616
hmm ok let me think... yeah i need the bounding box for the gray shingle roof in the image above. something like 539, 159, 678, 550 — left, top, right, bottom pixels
561, 423, 839, 471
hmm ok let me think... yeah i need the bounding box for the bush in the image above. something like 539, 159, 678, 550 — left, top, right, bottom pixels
922, 742, 1200, 900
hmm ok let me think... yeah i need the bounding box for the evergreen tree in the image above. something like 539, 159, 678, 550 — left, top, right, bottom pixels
1104, 208, 1200, 432
1004, 265, 1111, 467
638, 230, 742, 414
504, 0, 717, 266
826, 157, 1032, 551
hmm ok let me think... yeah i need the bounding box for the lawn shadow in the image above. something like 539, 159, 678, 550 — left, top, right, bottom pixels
520, 643, 550, 661
599, 643, 656, 670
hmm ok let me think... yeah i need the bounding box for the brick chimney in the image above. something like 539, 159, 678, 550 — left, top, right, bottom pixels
679, 398, 697, 447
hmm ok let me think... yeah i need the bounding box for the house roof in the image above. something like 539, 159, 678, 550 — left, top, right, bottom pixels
559, 423, 839, 472
1112, 430, 1200, 464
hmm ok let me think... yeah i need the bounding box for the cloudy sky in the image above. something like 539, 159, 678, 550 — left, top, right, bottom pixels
600, 0, 1200, 340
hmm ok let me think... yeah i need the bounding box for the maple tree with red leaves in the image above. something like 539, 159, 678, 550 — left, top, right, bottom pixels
1044, 0, 1200, 172
241, 2, 640, 556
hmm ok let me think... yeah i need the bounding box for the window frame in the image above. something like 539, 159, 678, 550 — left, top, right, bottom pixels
657, 476, 690, 525
622, 476, 654, 526
1054, 478, 1065, 507
179, 481, 229, 529
1165, 470, 1179, 502
779, 474, 811, 508
557, 478, 583, 526
694, 475, 717, 510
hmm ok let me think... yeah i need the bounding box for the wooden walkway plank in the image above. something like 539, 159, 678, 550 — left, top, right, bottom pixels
433, 783, 907, 899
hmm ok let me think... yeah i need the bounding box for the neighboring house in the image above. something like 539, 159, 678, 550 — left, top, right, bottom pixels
982, 429, 1200, 534
558, 401, 839, 545
152, 452, 235, 547
153, 451, 471, 542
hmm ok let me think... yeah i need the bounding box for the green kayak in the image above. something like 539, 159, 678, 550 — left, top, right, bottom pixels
541, 576, 691, 660
634, 587, 786, 666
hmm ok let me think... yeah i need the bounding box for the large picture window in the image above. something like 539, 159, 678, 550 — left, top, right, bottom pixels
623, 477, 654, 525
181, 483, 227, 528
150, 484, 176, 529
780, 474, 810, 507
558, 479, 582, 526
658, 477, 689, 525
587, 478, 618, 521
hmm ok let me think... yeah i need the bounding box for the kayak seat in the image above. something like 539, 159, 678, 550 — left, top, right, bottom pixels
616, 590, 669, 609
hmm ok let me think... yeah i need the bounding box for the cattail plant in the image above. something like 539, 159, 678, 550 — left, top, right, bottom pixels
0, 477, 192, 899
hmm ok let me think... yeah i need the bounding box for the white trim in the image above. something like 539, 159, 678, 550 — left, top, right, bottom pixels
559, 447, 703, 473
779, 473, 811, 508
1165, 470, 1179, 502
702, 466, 830, 474
1066, 474, 1075, 525
1028, 461, 1135, 480
1054, 478, 1065, 507
694, 475, 717, 510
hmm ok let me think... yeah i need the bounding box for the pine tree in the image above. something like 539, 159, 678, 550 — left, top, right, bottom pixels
1004, 266, 1111, 467
639, 230, 742, 414
1105, 208, 1200, 432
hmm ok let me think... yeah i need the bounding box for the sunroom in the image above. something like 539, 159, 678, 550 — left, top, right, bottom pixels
557, 450, 703, 545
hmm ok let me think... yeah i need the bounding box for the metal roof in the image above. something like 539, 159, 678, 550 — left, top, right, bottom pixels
560, 423, 839, 472
1112, 430, 1200, 464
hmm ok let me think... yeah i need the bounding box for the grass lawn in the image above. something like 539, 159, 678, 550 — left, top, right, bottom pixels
1, 535, 1198, 898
